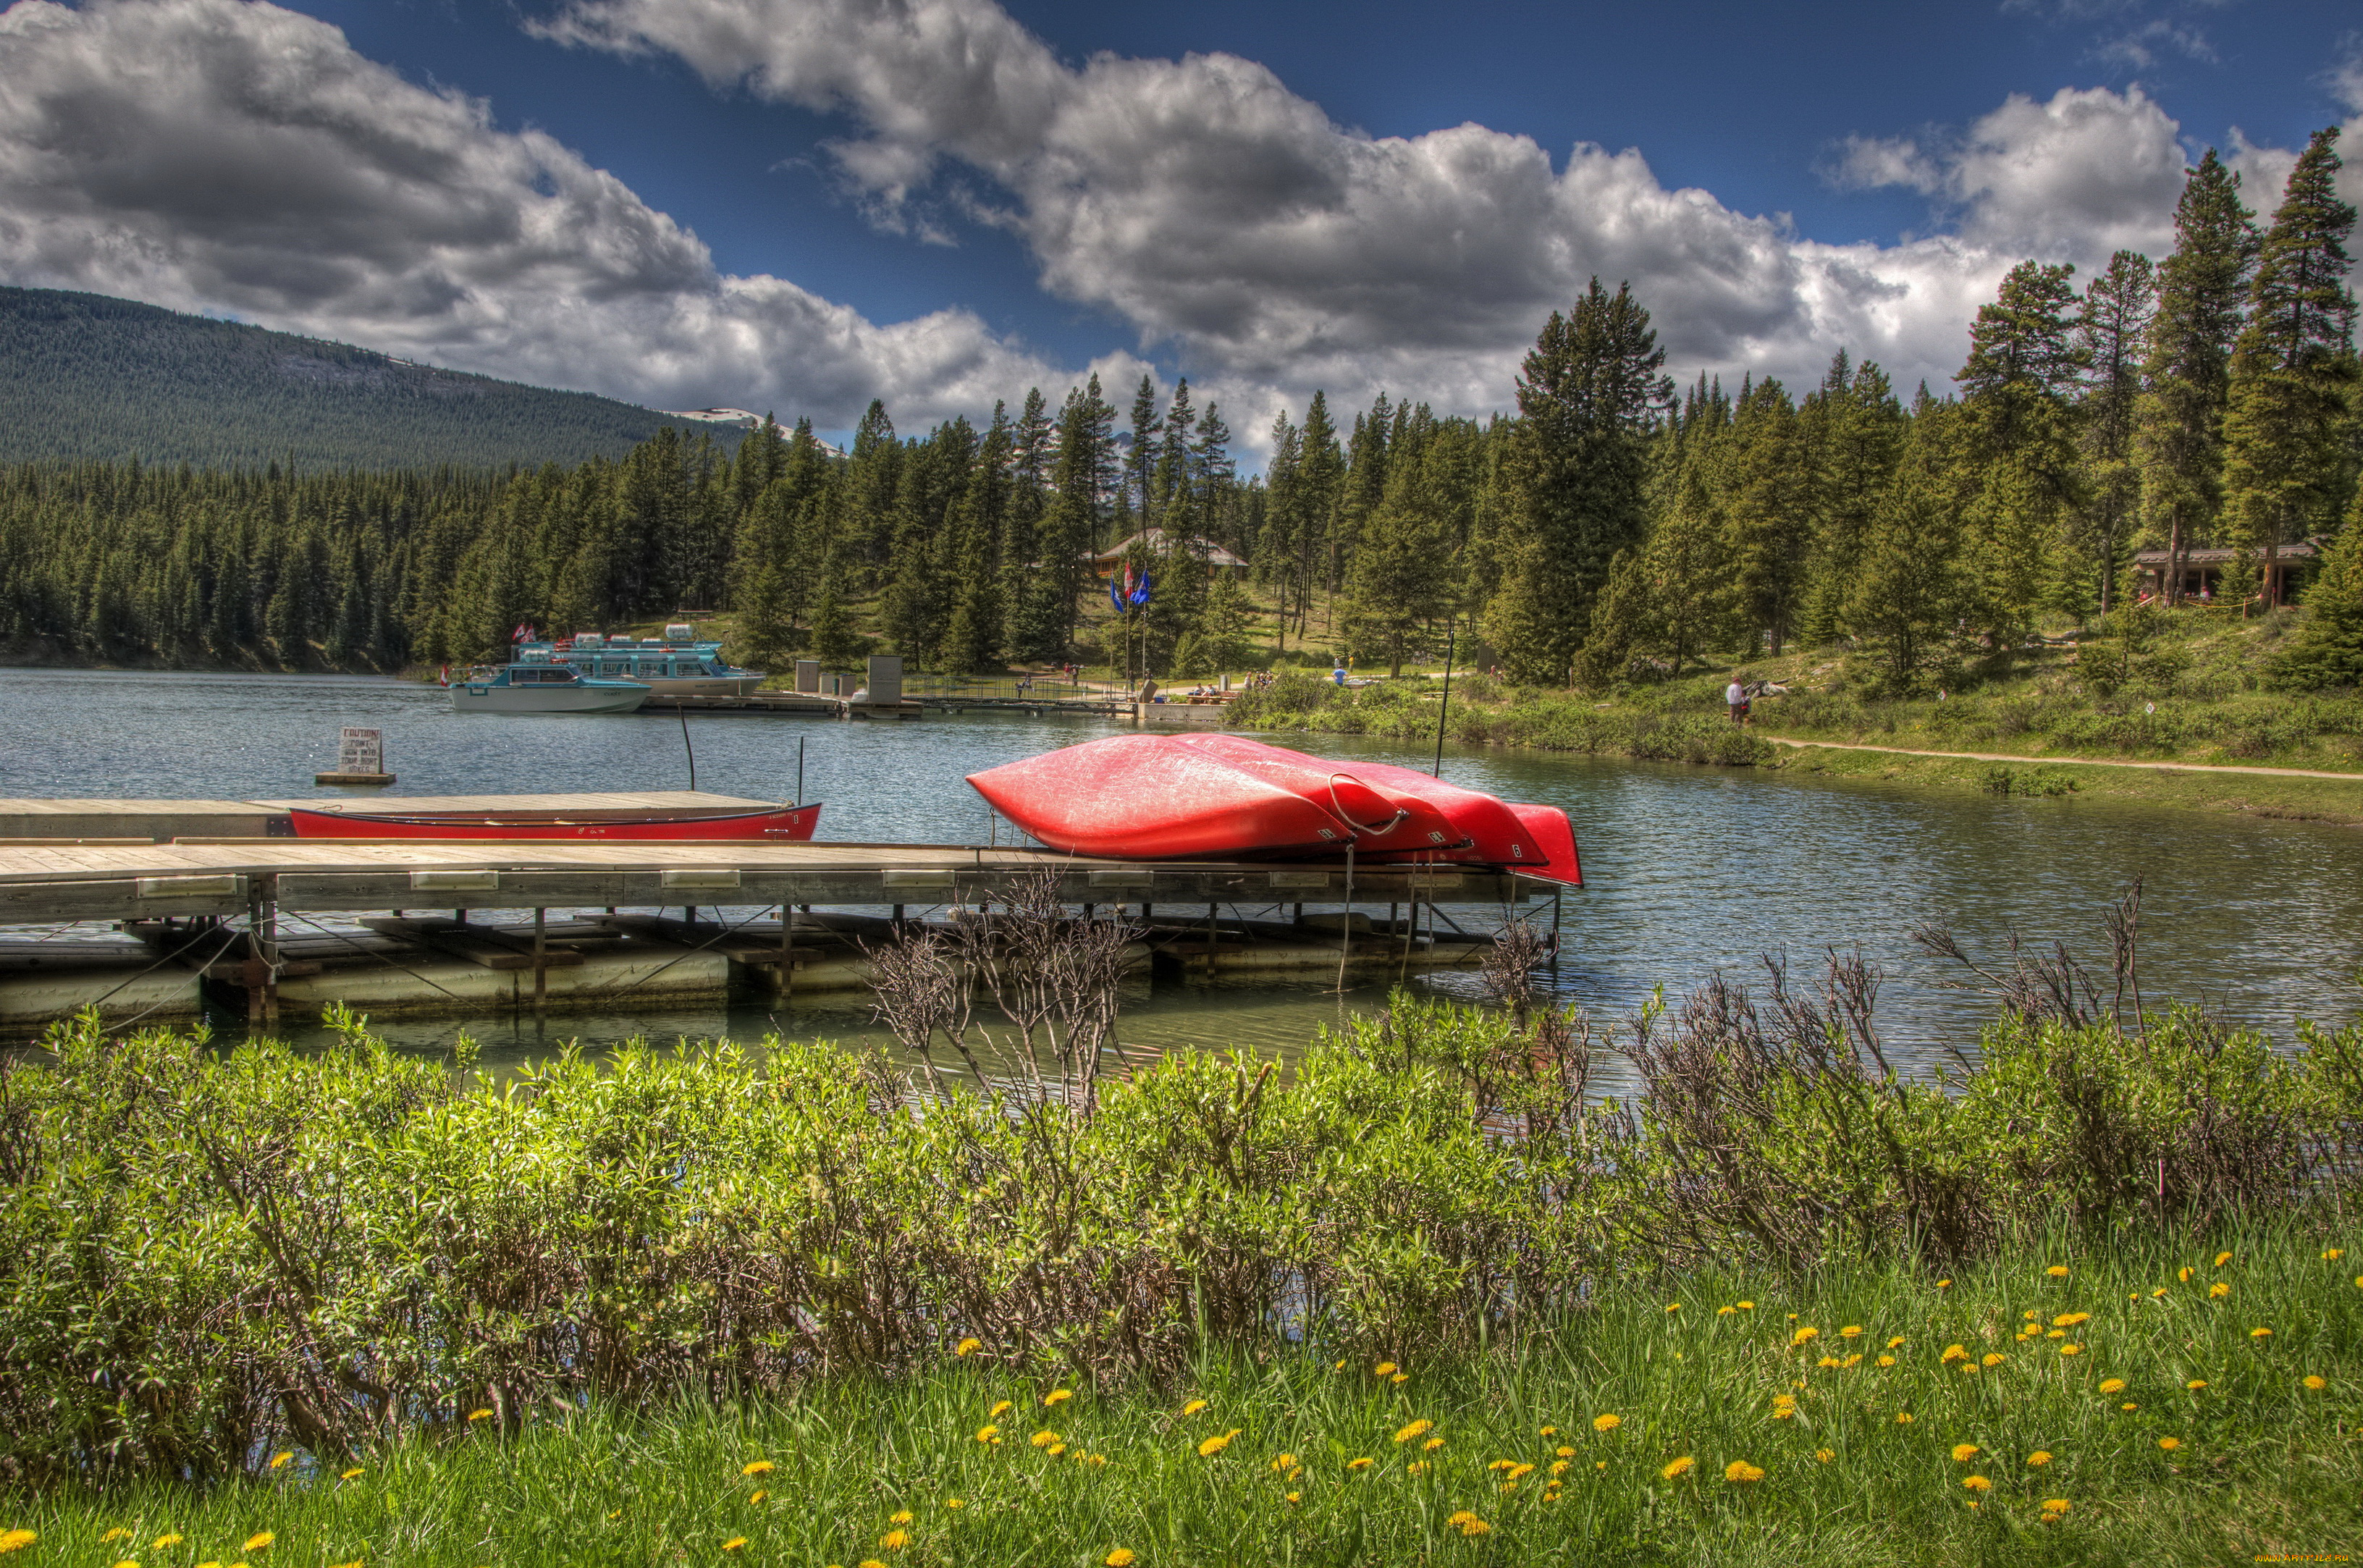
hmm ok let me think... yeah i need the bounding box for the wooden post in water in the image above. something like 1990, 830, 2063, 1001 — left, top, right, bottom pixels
532, 906, 547, 1014
1204, 901, 1218, 978
778, 903, 795, 1001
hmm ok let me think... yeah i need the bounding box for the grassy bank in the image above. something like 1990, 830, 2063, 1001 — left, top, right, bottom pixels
1227, 609, 2363, 824
7, 1228, 2359, 1567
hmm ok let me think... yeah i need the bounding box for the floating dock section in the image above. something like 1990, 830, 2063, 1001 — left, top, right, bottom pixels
0, 795, 1562, 1029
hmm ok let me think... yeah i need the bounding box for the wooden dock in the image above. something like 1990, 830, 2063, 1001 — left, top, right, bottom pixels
0, 795, 1557, 1028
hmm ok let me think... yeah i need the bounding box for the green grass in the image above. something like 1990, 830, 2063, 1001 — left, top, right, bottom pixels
12, 1228, 2360, 1567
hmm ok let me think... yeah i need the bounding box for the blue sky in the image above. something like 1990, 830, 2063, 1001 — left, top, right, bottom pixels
0, 0, 2355, 448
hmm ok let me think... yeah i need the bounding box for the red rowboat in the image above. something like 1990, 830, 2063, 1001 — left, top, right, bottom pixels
285, 802, 822, 841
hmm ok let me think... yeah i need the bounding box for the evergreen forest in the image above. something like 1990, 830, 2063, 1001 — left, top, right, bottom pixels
0, 131, 2356, 692
0, 285, 722, 471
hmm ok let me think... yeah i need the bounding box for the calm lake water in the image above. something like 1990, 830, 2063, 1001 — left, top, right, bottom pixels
3, 665, 2359, 1079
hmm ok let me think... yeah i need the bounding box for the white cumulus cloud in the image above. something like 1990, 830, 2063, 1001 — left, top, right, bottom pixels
0, 0, 1087, 426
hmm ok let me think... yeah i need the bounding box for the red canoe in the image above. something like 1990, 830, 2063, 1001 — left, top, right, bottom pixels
285, 802, 822, 841
1158, 733, 1467, 856
1503, 802, 1583, 886
1283, 751, 1541, 869
968, 735, 1368, 859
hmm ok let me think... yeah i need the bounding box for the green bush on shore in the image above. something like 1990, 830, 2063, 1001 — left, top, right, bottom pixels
4, 950, 2360, 1488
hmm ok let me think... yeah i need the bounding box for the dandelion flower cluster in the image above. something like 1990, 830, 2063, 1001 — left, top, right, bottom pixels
1724, 1460, 1764, 1483
1962, 1475, 1992, 1493
1394, 1420, 1433, 1444
1593, 1413, 1622, 1433
0, 1533, 34, 1557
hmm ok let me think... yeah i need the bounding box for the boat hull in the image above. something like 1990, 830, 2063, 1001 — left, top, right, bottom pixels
451, 681, 649, 715
969, 735, 1360, 859
1503, 802, 1582, 885
287, 802, 822, 841
1160, 734, 1467, 854
631, 675, 767, 699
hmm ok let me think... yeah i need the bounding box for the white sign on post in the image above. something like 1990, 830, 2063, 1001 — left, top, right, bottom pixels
337, 728, 384, 775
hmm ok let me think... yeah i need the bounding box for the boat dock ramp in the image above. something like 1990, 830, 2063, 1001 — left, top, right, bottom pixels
0, 793, 1559, 1030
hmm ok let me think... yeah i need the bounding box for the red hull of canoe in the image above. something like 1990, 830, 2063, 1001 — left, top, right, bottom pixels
1308, 754, 1544, 868
1504, 802, 1583, 885
968, 735, 1357, 859
285, 803, 823, 841
1160, 734, 1467, 855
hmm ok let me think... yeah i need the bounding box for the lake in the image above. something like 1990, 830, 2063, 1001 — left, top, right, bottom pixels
2, 665, 2358, 1077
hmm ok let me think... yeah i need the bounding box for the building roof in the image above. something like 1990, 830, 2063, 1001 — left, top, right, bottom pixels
1085, 528, 1248, 569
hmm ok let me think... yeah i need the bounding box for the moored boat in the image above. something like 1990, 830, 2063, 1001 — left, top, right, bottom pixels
534, 624, 766, 697
450, 654, 649, 715
286, 801, 822, 841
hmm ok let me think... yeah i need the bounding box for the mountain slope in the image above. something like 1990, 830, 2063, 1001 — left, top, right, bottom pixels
0, 286, 738, 470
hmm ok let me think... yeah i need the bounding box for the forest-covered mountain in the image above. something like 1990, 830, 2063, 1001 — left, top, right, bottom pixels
0, 286, 730, 470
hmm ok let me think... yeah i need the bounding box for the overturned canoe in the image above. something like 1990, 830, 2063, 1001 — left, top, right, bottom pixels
286, 801, 822, 841
967, 735, 1370, 859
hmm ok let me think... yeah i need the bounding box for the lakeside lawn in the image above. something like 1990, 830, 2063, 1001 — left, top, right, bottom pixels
8, 1228, 2358, 1567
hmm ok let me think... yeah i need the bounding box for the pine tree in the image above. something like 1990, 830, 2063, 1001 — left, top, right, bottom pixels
1258, 409, 1305, 651
1798, 354, 1903, 644
2223, 127, 2358, 607
1035, 375, 1116, 657
2137, 151, 2259, 605
1724, 376, 1813, 653
1850, 398, 1971, 691
2072, 250, 2157, 615
1125, 374, 1162, 523
1294, 392, 1344, 644
1956, 260, 2085, 640
2266, 488, 2363, 689
1486, 280, 1670, 684
1001, 387, 1053, 659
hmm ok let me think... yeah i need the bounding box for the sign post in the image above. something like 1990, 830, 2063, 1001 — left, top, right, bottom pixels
316, 727, 395, 786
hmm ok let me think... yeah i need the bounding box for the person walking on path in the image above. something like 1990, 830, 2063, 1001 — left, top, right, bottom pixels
1726, 676, 1749, 725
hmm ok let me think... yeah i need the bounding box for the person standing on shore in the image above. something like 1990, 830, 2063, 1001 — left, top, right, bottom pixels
1726, 676, 1748, 725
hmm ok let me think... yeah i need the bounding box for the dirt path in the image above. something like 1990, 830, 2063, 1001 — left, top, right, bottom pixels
1769, 736, 2363, 782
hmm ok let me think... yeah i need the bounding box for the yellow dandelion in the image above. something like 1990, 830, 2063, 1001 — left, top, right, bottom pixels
1031, 1430, 1058, 1449
1347, 1457, 1373, 1471
1951, 1443, 1979, 1462
466, 1409, 492, 1422
1737, 1300, 1755, 1310
1181, 1399, 1208, 1416
990, 1399, 1014, 1419
2325, 1249, 2346, 1261
1596, 1461, 1607, 1472
2060, 1344, 2083, 1356
2158, 1437, 2181, 1451
1962, 1475, 1992, 1492
1939, 1344, 1968, 1363
2099, 1378, 2127, 1394
1550, 1459, 1570, 1475
945, 1499, 964, 1510
1791, 1325, 1820, 1346
1772, 1407, 1795, 1420
1048, 1443, 1066, 1457
2029, 1451, 2052, 1467
1538, 1425, 1558, 1437
1373, 1362, 1397, 1377
2354, 1275, 2363, 1289
1044, 1388, 1072, 1407
1887, 1336, 1906, 1349
2178, 1267, 2194, 1282
879, 1529, 908, 1550
2252, 1326, 2273, 1339
2046, 1329, 2067, 1339
2209, 1281, 2230, 1299
1817, 1355, 1842, 1369
1981, 1352, 2005, 1367
1725, 1460, 1764, 1483
742, 1460, 774, 1476
1896, 1413, 1914, 1425
1717, 1305, 1735, 1315
1555, 1445, 1575, 1458
104, 1531, 135, 1544
1197, 1428, 1241, 1459
1284, 1491, 1300, 1504
243, 1535, 274, 1554
1936, 1279, 1953, 1289
1446, 1510, 1478, 1526
2186, 1380, 2207, 1391
2153, 1287, 2169, 1298
1272, 1453, 1298, 1472
975, 1425, 998, 1443
2304, 1375, 2328, 1390
1876, 1354, 1895, 1367
269, 1452, 292, 1470
2042, 1498, 2071, 1514
954, 1336, 982, 1356
1661, 1456, 1696, 1480
2054, 1312, 2091, 1327
1105, 1551, 1136, 1568
721, 1540, 746, 1554
2122, 1402, 2139, 1412
153, 1536, 183, 1550
1394, 1420, 1433, 1443
749, 1491, 768, 1505
1665, 1302, 1681, 1312
1424, 1437, 1446, 1451
340, 1467, 363, 1480
1458, 1518, 1492, 1538
859, 1561, 886, 1568
109, 1561, 137, 1568
1593, 1413, 1622, 1433
1407, 1460, 1429, 1475
1390, 1372, 1408, 1384
0, 1533, 33, 1557
1815, 1449, 1835, 1463
2215, 1251, 2232, 1266
2046, 1265, 2069, 1277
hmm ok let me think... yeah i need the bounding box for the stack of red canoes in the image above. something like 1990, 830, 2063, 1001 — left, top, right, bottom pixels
966, 733, 1580, 885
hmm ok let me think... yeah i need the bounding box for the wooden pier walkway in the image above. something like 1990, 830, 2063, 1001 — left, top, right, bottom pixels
0, 794, 1555, 1027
